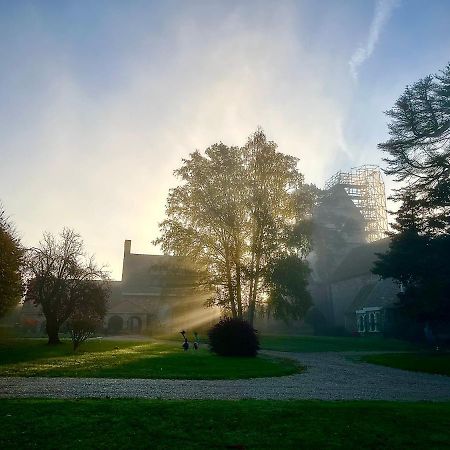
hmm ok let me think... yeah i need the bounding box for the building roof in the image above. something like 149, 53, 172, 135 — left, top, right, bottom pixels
121, 252, 197, 294
346, 278, 398, 314
330, 237, 390, 282
314, 185, 366, 236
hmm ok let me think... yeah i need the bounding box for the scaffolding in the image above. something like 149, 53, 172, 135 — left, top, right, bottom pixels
325, 165, 388, 243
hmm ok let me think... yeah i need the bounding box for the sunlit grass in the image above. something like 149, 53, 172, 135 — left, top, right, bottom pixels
1, 399, 450, 450
0, 339, 300, 379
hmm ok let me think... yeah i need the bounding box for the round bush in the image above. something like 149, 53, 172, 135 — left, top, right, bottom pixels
208, 317, 260, 357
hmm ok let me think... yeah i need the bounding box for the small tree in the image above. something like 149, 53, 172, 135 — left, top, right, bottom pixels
25, 229, 109, 345
67, 280, 108, 350
0, 204, 24, 318
68, 317, 100, 351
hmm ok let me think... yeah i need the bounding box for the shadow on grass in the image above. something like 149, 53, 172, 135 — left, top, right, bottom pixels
1, 399, 450, 450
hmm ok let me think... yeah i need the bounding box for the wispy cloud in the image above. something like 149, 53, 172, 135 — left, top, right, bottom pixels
349, 0, 400, 80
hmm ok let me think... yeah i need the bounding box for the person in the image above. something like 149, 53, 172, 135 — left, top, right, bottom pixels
182, 337, 189, 351
193, 331, 199, 350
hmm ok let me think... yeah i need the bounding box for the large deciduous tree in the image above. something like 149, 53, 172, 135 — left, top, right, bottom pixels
0, 204, 24, 317
374, 62, 450, 336
155, 129, 314, 325
25, 229, 109, 345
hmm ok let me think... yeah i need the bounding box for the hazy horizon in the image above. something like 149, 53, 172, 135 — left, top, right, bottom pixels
1, 0, 449, 279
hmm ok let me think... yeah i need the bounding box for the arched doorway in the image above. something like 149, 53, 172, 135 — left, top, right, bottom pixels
108, 315, 124, 334
128, 316, 142, 333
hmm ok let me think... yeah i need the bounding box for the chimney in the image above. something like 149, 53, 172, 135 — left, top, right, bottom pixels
124, 239, 131, 256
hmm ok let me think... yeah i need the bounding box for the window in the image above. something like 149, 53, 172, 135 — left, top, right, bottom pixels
374, 312, 379, 332
369, 313, 375, 332
358, 315, 365, 333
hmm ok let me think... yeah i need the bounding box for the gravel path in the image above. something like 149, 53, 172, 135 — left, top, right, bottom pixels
1, 351, 450, 401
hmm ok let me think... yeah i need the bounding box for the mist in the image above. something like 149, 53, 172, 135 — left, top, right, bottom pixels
1, 1, 449, 278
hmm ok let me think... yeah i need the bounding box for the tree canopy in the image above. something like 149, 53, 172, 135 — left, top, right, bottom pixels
25, 228, 109, 344
155, 129, 315, 324
0, 204, 24, 317
374, 62, 450, 334
379, 62, 450, 234
373, 195, 450, 326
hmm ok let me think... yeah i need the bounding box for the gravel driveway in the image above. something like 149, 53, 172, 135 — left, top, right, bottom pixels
1, 351, 450, 401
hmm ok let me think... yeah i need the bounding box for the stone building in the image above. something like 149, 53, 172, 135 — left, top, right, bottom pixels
105, 240, 218, 334
328, 238, 398, 333
308, 166, 397, 334
20, 240, 219, 335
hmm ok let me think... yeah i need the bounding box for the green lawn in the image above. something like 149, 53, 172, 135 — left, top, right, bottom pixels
260, 335, 418, 353
1, 399, 449, 449
0, 338, 300, 379
362, 352, 450, 376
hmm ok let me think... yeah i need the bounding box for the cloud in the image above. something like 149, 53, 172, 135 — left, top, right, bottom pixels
349, 0, 400, 80
0, 2, 363, 278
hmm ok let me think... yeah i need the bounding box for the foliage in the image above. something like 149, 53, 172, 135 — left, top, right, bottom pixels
25, 228, 109, 345
379, 62, 450, 234
373, 210, 450, 326
0, 204, 24, 317
68, 279, 108, 350
0, 339, 297, 379
68, 318, 99, 350
208, 317, 260, 357
155, 129, 316, 324
265, 255, 312, 322
375, 62, 450, 336
2, 400, 450, 450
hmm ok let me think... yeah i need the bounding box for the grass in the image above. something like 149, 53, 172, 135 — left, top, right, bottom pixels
0, 338, 300, 379
260, 334, 419, 353
361, 352, 450, 376
1, 399, 450, 449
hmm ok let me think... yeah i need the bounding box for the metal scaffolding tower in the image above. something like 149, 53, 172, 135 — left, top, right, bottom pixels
325, 165, 388, 243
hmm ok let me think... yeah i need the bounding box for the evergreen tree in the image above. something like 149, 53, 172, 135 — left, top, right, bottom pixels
0, 204, 24, 317
375, 62, 450, 335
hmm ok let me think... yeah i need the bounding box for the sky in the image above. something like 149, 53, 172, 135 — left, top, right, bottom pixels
1, 0, 449, 279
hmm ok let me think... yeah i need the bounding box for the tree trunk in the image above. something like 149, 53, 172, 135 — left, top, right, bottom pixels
248, 240, 256, 319
46, 317, 61, 345
248, 229, 263, 326
233, 238, 243, 318
225, 247, 237, 318
247, 272, 259, 326
236, 262, 243, 318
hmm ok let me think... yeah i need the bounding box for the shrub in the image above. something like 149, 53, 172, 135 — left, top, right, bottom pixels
68, 317, 100, 351
208, 317, 260, 357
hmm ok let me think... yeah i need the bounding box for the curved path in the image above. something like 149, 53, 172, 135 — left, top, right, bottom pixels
1, 351, 450, 401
